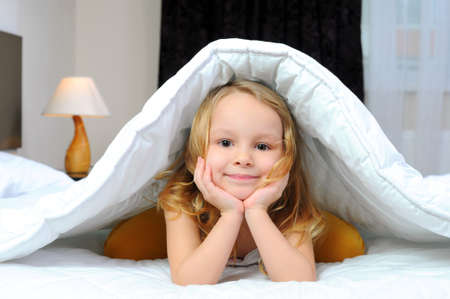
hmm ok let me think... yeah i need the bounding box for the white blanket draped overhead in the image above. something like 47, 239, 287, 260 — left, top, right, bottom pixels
1, 39, 449, 262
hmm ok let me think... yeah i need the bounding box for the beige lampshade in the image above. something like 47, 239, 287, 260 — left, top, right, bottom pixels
42, 77, 110, 117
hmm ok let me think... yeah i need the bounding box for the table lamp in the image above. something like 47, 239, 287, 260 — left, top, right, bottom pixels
42, 77, 110, 179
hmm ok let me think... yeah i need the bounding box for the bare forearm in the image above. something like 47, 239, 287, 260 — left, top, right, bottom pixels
245, 209, 316, 282
172, 212, 243, 285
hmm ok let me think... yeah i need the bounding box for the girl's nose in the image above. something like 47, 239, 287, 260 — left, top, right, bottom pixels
233, 150, 253, 167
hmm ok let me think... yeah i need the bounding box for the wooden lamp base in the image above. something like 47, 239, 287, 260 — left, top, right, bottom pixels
65, 115, 91, 179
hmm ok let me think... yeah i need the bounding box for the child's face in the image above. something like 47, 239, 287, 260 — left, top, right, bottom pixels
206, 91, 283, 200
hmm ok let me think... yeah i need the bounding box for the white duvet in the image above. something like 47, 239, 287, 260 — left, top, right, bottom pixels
1, 39, 450, 297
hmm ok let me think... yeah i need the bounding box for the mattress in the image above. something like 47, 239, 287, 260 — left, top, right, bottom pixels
2, 231, 449, 298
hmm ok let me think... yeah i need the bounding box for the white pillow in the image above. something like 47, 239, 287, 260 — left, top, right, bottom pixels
1, 39, 449, 262
0, 152, 73, 197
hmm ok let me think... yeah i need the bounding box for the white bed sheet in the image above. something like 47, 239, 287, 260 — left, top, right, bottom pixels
1, 232, 449, 299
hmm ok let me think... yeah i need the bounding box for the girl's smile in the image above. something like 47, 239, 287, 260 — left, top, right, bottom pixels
226, 174, 259, 180
225, 173, 260, 182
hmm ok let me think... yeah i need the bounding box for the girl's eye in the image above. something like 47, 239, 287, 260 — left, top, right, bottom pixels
219, 139, 232, 147
256, 143, 270, 151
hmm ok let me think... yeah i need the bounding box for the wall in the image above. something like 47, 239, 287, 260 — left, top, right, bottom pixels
0, 0, 19, 34
0, 0, 76, 165
18, 0, 77, 167
0, 0, 161, 170
74, 0, 161, 166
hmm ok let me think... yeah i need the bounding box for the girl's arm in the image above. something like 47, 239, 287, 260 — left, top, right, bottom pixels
165, 208, 243, 285
166, 158, 244, 285
244, 209, 316, 282
243, 174, 316, 282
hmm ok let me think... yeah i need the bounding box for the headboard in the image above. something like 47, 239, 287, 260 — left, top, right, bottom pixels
0, 30, 22, 150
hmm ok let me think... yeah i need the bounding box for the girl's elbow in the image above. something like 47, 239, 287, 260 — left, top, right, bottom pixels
270, 276, 316, 283
171, 276, 188, 286
269, 270, 316, 283
299, 270, 317, 282
171, 273, 219, 286
299, 273, 317, 282
300, 269, 317, 282
171, 273, 191, 286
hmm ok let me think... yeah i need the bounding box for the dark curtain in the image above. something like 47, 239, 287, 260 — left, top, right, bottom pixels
159, 0, 364, 102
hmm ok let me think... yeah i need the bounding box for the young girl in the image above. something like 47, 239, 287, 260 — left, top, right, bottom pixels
157, 79, 324, 285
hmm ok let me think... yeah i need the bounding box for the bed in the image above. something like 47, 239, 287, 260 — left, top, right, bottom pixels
2, 228, 450, 298
1, 39, 450, 298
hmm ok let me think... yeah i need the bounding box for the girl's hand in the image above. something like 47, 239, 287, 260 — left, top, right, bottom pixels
243, 174, 289, 212
194, 157, 244, 215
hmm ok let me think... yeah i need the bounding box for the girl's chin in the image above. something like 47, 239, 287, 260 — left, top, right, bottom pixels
229, 188, 255, 200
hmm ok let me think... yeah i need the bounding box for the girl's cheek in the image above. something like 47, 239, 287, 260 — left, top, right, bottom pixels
206, 146, 224, 165
205, 155, 220, 176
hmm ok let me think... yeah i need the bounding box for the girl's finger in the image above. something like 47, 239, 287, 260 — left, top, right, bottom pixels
276, 174, 290, 197
281, 173, 289, 188
193, 157, 201, 183
194, 157, 207, 193
203, 163, 215, 193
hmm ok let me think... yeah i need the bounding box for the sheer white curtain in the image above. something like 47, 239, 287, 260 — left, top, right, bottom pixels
362, 0, 450, 176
